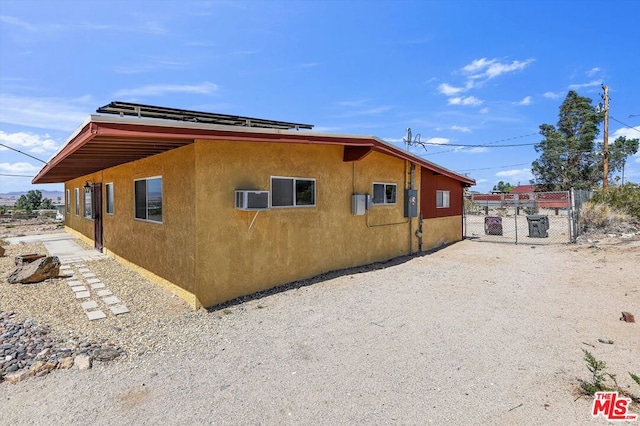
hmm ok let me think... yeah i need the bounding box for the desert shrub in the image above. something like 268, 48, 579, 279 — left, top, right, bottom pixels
579, 201, 631, 232
592, 183, 640, 220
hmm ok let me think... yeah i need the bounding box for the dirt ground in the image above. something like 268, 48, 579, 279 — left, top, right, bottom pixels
0, 220, 639, 425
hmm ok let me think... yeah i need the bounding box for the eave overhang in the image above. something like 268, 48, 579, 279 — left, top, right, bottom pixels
33, 115, 475, 187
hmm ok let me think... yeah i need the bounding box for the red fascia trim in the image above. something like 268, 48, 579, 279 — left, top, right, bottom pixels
32, 123, 97, 184
371, 142, 475, 186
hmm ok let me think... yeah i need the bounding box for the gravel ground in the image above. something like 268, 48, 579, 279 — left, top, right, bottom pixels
0, 229, 639, 425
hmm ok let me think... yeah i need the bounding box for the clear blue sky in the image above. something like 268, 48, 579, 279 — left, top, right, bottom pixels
1, 0, 639, 194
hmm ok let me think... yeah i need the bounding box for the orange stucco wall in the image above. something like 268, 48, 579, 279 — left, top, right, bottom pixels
63, 139, 466, 308
64, 144, 196, 298
193, 140, 419, 307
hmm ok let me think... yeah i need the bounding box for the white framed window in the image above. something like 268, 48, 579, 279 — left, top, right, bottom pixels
66, 189, 70, 213
74, 188, 80, 216
436, 190, 450, 208
271, 176, 316, 208
372, 182, 397, 205
134, 176, 163, 223
83, 187, 93, 219
105, 183, 114, 215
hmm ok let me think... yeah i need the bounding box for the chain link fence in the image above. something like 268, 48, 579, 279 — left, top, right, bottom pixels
464, 191, 580, 245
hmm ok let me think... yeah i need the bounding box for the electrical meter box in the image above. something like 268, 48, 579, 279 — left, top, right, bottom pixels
404, 189, 418, 218
352, 194, 366, 215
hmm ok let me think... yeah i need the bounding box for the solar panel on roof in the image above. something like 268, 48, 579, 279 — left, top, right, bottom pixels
96, 101, 314, 130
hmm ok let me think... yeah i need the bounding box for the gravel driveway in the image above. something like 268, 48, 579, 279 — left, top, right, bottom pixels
1, 236, 639, 425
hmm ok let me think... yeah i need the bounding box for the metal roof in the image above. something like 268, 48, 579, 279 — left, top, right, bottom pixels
97, 101, 314, 130
33, 114, 475, 186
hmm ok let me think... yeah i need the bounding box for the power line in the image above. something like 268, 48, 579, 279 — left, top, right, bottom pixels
0, 173, 34, 178
610, 116, 640, 134
0, 143, 48, 163
423, 132, 539, 155
456, 162, 531, 172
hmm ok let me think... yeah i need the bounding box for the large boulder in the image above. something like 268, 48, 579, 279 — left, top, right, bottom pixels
8, 256, 61, 284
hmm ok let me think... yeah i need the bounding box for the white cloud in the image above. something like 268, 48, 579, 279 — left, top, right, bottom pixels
451, 125, 471, 133
612, 126, 640, 139
0, 94, 90, 131
496, 168, 533, 182
438, 83, 465, 96
0, 15, 38, 31
463, 58, 535, 80
113, 82, 218, 98
587, 67, 601, 77
425, 137, 450, 145
438, 58, 533, 106
543, 91, 563, 100
479, 107, 489, 114
448, 96, 483, 107
0, 131, 59, 154
0, 162, 40, 174
568, 80, 602, 90
299, 62, 321, 68
515, 96, 532, 106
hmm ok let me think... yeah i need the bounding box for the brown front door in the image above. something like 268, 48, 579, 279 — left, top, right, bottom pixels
93, 183, 103, 251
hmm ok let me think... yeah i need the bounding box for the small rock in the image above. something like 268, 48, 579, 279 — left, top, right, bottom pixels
74, 354, 91, 370
0, 246, 5, 257
4, 369, 30, 384
41, 361, 57, 372
620, 312, 635, 323
36, 347, 51, 359
29, 360, 45, 374
58, 357, 74, 369
92, 347, 120, 362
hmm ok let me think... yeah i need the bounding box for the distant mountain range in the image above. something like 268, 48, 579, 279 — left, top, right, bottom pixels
0, 190, 65, 200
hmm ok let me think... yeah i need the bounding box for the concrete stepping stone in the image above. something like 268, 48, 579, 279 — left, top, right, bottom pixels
80, 301, 98, 310
75, 291, 91, 299
71, 286, 88, 292
90, 282, 106, 289
96, 289, 112, 297
82, 272, 97, 278
68, 280, 82, 287
86, 310, 106, 320
86, 278, 101, 284
101, 296, 120, 305
78, 268, 90, 273
109, 305, 130, 315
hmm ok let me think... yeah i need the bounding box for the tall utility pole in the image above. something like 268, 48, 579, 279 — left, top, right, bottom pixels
602, 85, 610, 191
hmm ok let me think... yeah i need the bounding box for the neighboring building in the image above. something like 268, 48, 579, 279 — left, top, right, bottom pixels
512, 184, 536, 193
33, 102, 475, 309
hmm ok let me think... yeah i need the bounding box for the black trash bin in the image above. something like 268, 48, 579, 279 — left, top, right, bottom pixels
526, 215, 549, 238
484, 216, 503, 235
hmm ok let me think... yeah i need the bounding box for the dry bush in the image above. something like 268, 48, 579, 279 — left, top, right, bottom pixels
579, 201, 633, 233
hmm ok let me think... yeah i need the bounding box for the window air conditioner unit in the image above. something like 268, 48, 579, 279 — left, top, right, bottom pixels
235, 190, 270, 211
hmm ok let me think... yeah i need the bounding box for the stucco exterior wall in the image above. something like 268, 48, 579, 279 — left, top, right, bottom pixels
421, 215, 463, 250
62, 138, 467, 309
193, 140, 419, 307
64, 144, 197, 301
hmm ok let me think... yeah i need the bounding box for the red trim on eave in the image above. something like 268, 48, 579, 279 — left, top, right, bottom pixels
32, 123, 98, 184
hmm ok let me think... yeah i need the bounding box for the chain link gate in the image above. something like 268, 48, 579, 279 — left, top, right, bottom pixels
464, 191, 574, 245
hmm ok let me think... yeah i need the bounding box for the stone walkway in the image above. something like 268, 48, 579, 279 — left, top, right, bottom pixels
7, 233, 129, 321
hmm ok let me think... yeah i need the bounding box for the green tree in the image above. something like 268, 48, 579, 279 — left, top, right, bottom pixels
40, 198, 54, 209
492, 181, 514, 193
602, 136, 639, 183
14, 190, 51, 212
531, 91, 602, 191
